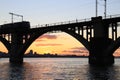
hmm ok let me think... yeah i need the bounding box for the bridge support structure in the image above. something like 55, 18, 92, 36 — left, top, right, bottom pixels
9, 33, 24, 64
89, 17, 114, 66
1, 16, 119, 65
89, 38, 114, 66
4, 21, 31, 64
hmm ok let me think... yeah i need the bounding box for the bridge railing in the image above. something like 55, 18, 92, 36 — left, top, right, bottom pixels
103, 14, 120, 19
32, 18, 91, 28
32, 14, 120, 28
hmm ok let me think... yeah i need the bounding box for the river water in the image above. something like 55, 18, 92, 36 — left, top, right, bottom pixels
0, 58, 120, 80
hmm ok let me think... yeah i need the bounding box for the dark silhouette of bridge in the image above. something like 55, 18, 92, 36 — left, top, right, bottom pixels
0, 15, 120, 65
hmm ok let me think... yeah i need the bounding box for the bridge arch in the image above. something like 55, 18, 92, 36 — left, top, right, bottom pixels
20, 29, 90, 54
105, 37, 120, 55
0, 36, 11, 52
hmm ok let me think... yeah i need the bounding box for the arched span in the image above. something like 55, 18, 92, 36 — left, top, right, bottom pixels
63, 30, 90, 50
0, 36, 11, 51
20, 29, 90, 54
105, 37, 120, 55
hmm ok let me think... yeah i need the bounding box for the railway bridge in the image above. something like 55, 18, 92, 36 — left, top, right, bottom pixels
0, 15, 120, 65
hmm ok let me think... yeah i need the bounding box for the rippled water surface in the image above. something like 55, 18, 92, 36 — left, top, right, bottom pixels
0, 58, 120, 80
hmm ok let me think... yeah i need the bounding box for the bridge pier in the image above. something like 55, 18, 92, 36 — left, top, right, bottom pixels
89, 38, 114, 66
9, 33, 24, 64
89, 17, 114, 66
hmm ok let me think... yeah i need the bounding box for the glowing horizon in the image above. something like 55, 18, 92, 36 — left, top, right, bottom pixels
0, 32, 89, 56
0, 32, 120, 57
26, 32, 89, 56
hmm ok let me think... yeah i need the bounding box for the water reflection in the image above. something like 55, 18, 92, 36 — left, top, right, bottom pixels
0, 58, 120, 80
88, 65, 118, 80
0, 62, 34, 80
8, 63, 25, 80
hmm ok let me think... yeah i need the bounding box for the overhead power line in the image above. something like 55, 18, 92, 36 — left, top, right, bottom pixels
9, 12, 23, 23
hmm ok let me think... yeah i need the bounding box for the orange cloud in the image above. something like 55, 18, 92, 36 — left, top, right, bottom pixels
35, 39, 45, 42
38, 34, 57, 39
62, 47, 89, 54
71, 47, 88, 51
62, 50, 83, 53
35, 44, 62, 47
35, 34, 58, 43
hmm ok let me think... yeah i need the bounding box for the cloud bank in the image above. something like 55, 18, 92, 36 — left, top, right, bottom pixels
36, 44, 62, 47
39, 34, 57, 39
62, 47, 88, 54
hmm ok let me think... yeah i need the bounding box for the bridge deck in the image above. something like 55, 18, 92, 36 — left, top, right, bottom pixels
0, 15, 120, 34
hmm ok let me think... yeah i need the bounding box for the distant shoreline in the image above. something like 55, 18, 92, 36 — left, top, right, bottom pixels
1, 56, 120, 58
0, 56, 88, 58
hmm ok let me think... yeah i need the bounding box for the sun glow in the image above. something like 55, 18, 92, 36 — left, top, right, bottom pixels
0, 32, 120, 57
26, 32, 88, 55
0, 42, 8, 53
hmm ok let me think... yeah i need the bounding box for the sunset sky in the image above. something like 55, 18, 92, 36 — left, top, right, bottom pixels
0, 0, 120, 56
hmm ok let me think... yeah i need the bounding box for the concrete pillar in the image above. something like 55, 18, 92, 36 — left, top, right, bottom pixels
89, 17, 114, 66
89, 38, 114, 66
9, 33, 24, 64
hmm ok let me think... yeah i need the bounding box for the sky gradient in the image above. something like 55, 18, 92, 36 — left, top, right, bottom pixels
0, 0, 120, 25
0, 0, 120, 56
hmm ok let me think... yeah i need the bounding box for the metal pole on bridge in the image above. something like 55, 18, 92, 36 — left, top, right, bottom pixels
96, 0, 98, 17
9, 12, 14, 23
104, 0, 107, 19
9, 12, 23, 23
